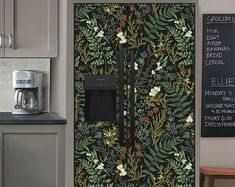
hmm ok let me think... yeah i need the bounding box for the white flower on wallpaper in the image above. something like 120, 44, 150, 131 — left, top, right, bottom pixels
149, 86, 161, 97
86, 20, 91, 24
158, 42, 163, 47
97, 163, 104, 170
185, 30, 193, 38
185, 163, 192, 170
86, 153, 91, 157
186, 115, 193, 123
93, 159, 99, 164
117, 164, 127, 176
174, 20, 180, 24
135, 62, 138, 70
182, 159, 187, 164
174, 152, 180, 157
117, 32, 123, 38
97, 30, 104, 38
119, 38, 127, 44
117, 31, 127, 44
119, 170, 127, 176
182, 27, 187, 32
156, 62, 163, 71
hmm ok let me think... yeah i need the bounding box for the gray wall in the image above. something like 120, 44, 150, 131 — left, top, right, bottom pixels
51, 0, 71, 186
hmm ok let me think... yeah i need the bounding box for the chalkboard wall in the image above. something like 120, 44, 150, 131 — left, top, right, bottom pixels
202, 14, 235, 137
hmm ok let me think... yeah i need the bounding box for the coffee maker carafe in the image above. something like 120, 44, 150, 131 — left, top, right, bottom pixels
13, 70, 43, 114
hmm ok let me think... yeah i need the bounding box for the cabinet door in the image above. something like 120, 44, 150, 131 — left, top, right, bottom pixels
0, 131, 2, 187
5, 0, 58, 57
0, 0, 4, 57
1, 126, 64, 187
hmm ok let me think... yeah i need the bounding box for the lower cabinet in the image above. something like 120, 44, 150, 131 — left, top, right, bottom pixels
0, 125, 64, 187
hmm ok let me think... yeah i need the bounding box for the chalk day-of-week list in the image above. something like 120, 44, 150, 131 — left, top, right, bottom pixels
202, 14, 235, 137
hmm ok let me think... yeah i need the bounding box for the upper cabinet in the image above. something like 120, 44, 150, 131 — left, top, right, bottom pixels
0, 0, 58, 58
0, 0, 4, 58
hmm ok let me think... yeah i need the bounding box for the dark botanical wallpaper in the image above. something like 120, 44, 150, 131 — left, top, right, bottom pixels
74, 3, 195, 187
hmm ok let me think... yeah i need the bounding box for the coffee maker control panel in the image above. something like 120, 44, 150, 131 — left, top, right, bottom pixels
13, 70, 38, 88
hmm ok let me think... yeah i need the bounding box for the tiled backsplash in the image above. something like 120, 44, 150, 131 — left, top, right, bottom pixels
0, 58, 50, 112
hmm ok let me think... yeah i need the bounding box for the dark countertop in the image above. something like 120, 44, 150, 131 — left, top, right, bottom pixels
0, 112, 67, 124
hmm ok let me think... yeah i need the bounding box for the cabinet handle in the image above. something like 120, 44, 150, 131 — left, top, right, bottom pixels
119, 46, 125, 146
130, 49, 135, 146
9, 33, 13, 49
0, 34, 3, 48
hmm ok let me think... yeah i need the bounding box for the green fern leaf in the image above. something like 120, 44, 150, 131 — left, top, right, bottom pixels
161, 82, 192, 122
143, 139, 179, 175
143, 5, 182, 42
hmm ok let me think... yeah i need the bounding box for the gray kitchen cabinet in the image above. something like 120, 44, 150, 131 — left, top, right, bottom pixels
0, 125, 64, 187
0, 0, 58, 58
0, 0, 4, 57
